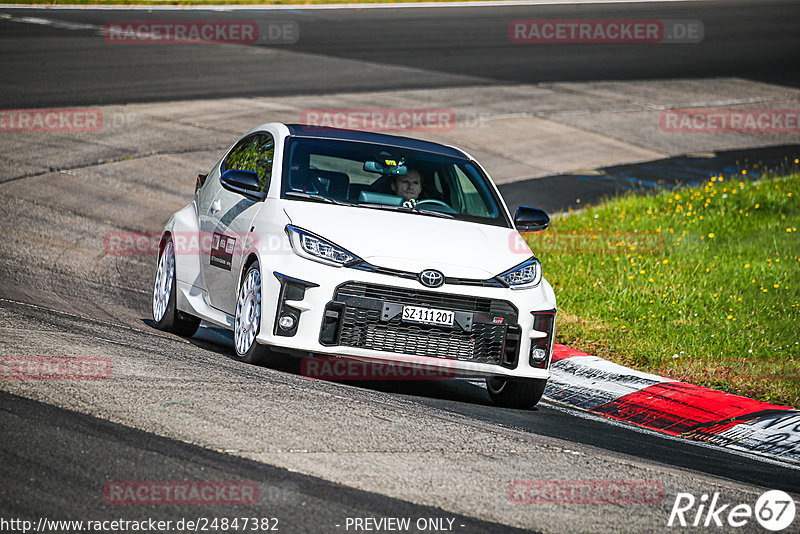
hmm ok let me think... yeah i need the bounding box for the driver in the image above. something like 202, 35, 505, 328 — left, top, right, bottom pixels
391, 168, 422, 208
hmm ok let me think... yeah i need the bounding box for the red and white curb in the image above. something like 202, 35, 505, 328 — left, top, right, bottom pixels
544, 344, 800, 465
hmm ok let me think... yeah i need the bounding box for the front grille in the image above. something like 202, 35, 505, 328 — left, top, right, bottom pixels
336, 282, 517, 315
331, 282, 519, 366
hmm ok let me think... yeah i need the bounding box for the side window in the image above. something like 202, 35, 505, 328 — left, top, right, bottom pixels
222, 133, 275, 192
454, 165, 495, 217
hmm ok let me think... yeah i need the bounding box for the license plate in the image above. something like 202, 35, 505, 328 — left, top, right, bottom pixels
402, 305, 454, 327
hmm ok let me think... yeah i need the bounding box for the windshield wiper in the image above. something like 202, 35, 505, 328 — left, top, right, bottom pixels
357, 202, 408, 212
284, 191, 352, 205
358, 202, 455, 219
414, 208, 455, 219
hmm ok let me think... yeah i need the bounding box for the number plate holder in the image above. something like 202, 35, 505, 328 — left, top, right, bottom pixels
402, 305, 454, 326
381, 302, 473, 332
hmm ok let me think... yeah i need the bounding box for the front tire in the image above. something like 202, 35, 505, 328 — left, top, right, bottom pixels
486, 377, 547, 409
234, 262, 274, 365
153, 237, 200, 337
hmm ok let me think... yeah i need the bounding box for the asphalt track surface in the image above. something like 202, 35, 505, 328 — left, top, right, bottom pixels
0, 391, 528, 533
2, 1, 800, 532
1, 294, 799, 530
0, 0, 797, 107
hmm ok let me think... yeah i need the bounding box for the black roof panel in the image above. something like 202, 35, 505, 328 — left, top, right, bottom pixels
286, 124, 468, 159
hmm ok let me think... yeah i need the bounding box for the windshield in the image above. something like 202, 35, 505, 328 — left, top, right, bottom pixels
280, 137, 511, 227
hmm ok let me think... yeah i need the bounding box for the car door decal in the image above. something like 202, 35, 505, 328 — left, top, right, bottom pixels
210, 232, 236, 271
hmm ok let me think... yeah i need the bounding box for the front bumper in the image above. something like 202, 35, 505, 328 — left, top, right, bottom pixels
255, 256, 556, 380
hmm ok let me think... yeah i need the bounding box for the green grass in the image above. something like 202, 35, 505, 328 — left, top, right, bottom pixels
527, 167, 800, 408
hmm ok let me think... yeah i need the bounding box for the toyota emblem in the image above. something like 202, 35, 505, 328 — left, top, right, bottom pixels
419, 269, 445, 288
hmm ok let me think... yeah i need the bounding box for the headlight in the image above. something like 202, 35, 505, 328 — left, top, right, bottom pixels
285, 225, 360, 267
497, 258, 542, 289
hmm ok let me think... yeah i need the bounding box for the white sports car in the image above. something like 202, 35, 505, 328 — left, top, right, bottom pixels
153, 123, 556, 408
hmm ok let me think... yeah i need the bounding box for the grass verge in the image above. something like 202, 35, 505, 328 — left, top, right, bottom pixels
526, 167, 800, 408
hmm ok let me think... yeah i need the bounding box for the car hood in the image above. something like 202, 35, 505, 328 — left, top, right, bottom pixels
282, 202, 532, 279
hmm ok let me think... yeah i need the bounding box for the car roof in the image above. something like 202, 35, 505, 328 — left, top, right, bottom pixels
285, 123, 469, 160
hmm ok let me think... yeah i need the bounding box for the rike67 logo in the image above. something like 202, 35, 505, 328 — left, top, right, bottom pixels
668, 490, 796, 531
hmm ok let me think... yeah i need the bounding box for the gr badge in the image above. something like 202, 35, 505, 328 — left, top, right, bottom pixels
210, 232, 236, 271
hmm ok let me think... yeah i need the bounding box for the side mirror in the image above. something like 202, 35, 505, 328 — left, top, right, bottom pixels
220, 169, 266, 201
195, 173, 207, 194
514, 206, 550, 232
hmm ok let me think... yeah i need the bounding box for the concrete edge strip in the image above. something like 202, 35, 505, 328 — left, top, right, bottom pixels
544, 344, 800, 465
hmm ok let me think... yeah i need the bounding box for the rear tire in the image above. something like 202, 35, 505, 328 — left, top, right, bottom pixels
153, 237, 201, 337
234, 262, 275, 365
486, 377, 547, 409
